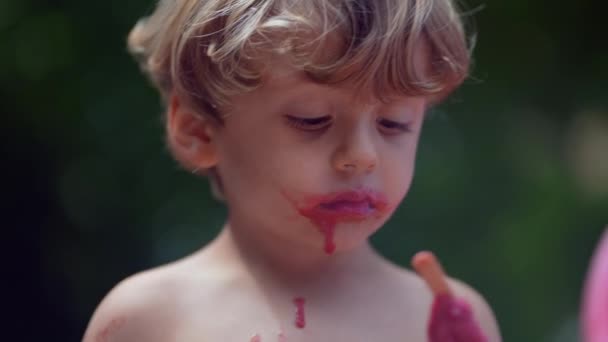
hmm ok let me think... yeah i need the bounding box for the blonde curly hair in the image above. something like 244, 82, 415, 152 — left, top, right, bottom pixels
128, 0, 470, 116
127, 0, 473, 199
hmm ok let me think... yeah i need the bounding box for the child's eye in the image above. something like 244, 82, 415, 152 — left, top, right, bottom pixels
285, 115, 332, 131
377, 118, 413, 135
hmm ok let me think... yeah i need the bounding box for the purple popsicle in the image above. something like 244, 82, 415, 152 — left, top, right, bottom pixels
412, 251, 488, 342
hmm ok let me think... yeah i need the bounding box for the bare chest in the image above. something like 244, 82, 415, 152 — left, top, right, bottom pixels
171, 293, 430, 342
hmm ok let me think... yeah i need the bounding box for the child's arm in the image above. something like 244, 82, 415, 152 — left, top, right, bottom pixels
82, 272, 179, 342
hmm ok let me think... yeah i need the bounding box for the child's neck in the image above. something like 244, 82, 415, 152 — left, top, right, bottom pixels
208, 219, 387, 287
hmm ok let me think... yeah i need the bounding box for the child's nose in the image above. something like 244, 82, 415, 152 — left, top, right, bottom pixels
331, 129, 378, 176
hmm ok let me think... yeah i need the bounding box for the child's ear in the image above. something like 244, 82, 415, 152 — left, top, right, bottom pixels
166, 94, 219, 171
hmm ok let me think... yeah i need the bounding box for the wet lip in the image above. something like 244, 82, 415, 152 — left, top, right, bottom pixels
319, 200, 374, 213
315, 190, 383, 215
319, 198, 375, 211
321, 191, 372, 204
320, 199, 374, 208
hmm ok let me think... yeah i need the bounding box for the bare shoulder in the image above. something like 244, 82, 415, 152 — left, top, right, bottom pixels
82, 263, 185, 342
82, 251, 227, 342
448, 278, 503, 342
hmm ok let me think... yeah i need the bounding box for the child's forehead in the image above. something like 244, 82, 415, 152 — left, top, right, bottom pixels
256, 42, 433, 101
255, 66, 420, 111
260, 61, 310, 89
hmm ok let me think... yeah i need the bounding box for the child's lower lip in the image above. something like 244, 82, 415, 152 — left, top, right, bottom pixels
318, 200, 376, 218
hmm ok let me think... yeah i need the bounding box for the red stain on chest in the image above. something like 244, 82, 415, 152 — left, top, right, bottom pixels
96, 317, 127, 342
249, 332, 288, 342
249, 334, 262, 342
293, 297, 306, 328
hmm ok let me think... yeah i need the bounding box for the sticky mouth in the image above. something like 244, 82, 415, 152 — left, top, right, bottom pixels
319, 200, 376, 211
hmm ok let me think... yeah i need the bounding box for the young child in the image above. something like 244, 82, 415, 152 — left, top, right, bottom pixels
84, 0, 501, 341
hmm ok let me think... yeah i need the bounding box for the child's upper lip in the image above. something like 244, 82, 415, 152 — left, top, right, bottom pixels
319, 189, 380, 207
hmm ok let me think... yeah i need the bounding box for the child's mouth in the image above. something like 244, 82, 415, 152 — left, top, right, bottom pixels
318, 199, 376, 217
313, 189, 386, 220
283, 187, 391, 254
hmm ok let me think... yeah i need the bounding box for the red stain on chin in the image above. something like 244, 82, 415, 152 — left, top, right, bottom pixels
287, 188, 390, 254
293, 297, 306, 328
297, 209, 337, 254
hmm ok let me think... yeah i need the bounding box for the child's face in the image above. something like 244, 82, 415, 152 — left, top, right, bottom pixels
211, 60, 427, 255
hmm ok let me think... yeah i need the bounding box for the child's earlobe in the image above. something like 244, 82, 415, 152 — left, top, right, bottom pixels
186, 140, 218, 170
167, 95, 219, 170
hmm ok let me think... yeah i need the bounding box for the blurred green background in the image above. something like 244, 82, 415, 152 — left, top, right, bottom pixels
2, 0, 606, 341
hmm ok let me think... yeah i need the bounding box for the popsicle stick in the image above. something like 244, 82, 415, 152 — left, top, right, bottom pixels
411, 251, 452, 296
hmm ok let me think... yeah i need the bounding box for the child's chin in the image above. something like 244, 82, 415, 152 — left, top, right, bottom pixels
332, 225, 380, 249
